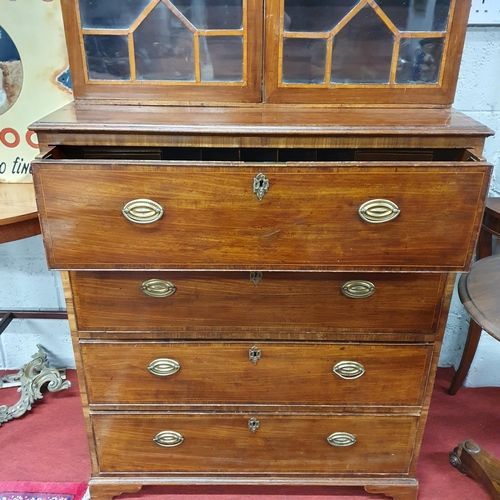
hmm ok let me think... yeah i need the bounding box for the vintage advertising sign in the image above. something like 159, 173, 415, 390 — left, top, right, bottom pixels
0, 0, 73, 183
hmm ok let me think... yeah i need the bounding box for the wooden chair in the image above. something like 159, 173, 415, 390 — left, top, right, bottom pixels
448, 197, 500, 395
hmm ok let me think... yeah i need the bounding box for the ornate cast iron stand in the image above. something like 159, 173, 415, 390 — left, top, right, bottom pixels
0, 344, 71, 427
0, 184, 71, 427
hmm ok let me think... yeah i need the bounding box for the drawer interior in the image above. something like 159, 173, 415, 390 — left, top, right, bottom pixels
51, 146, 476, 163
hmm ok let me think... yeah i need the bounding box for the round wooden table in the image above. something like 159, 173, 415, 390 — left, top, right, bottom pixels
449, 197, 500, 395
450, 253, 500, 499
459, 255, 500, 342
0, 183, 40, 244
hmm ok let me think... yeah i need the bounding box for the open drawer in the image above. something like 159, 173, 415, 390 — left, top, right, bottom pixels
32, 147, 491, 271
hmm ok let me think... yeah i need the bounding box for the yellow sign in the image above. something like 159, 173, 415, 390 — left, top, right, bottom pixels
0, 0, 73, 183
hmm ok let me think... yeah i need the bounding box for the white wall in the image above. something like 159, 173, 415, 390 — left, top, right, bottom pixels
0, 235, 72, 368
1, 26, 499, 385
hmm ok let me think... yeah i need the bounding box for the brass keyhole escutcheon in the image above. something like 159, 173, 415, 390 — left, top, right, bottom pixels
250, 271, 263, 286
249, 346, 261, 365
253, 173, 269, 201
248, 417, 260, 433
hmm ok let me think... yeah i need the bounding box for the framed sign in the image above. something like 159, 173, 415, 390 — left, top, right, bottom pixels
0, 0, 73, 183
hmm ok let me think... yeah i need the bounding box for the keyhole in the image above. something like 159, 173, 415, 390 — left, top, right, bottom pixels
249, 346, 261, 364
253, 173, 269, 201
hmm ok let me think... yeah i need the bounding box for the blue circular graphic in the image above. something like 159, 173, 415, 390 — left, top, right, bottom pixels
0, 25, 24, 115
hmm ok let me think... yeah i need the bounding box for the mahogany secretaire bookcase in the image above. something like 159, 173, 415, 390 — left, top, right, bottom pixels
30, 1, 494, 499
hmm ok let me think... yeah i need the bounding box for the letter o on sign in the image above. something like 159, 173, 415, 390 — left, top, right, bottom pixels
25, 130, 39, 149
0, 128, 21, 148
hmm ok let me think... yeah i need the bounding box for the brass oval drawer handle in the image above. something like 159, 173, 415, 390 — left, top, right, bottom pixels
122, 199, 164, 224
333, 361, 365, 380
147, 358, 180, 377
327, 432, 356, 447
141, 279, 176, 298
153, 430, 184, 447
341, 280, 375, 299
358, 199, 400, 224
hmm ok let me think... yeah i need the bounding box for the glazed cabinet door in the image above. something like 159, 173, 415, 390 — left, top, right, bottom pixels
264, 0, 471, 105
58, 0, 472, 106
61, 0, 263, 103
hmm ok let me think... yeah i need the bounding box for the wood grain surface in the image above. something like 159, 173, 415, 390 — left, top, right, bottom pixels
70, 271, 444, 334
92, 412, 418, 474
0, 183, 40, 243
33, 162, 490, 271
80, 341, 432, 407
458, 254, 500, 341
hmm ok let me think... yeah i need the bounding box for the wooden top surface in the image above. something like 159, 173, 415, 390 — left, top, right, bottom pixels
0, 183, 38, 226
30, 103, 495, 137
459, 254, 500, 341
0, 183, 40, 243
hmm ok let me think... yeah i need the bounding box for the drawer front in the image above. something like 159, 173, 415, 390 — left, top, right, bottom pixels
71, 271, 443, 334
33, 163, 489, 270
92, 413, 417, 474
81, 342, 431, 406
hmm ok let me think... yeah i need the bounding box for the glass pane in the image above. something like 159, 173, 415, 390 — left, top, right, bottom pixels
79, 0, 151, 29
330, 5, 394, 84
134, 2, 195, 81
83, 35, 130, 80
200, 36, 243, 82
282, 38, 326, 84
396, 37, 444, 83
376, 0, 452, 32
170, 0, 243, 30
283, 0, 358, 32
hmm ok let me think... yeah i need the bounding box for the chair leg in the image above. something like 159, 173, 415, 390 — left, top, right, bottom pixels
477, 228, 493, 260
449, 319, 482, 395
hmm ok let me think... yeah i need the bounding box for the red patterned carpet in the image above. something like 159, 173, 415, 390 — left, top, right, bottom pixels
0, 481, 88, 500
0, 368, 499, 499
